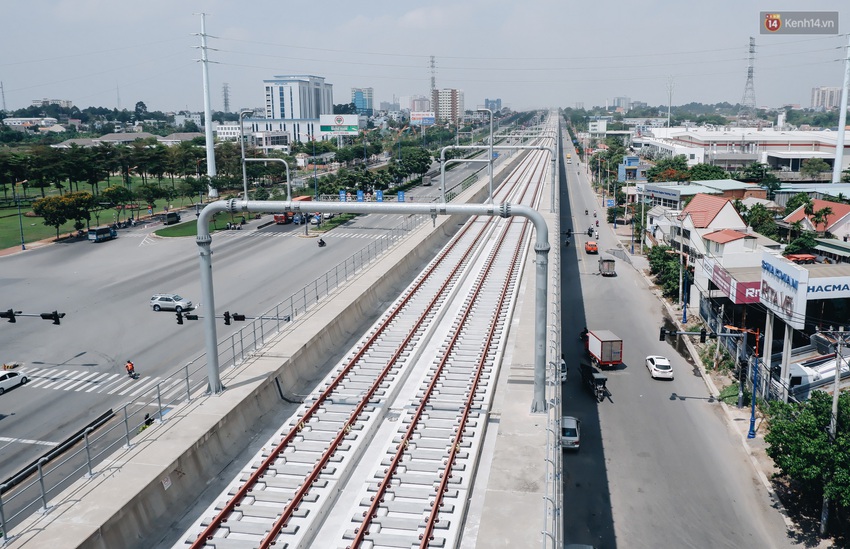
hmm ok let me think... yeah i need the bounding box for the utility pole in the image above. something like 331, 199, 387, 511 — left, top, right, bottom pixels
713, 304, 725, 370
831, 33, 850, 183
821, 327, 846, 535
194, 12, 218, 197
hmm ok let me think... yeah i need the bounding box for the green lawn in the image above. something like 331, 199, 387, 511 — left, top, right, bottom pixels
0, 207, 83, 249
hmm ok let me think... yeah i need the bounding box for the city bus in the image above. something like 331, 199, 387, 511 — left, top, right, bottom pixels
88, 226, 118, 243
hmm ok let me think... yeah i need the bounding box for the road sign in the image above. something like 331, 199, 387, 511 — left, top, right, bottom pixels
606, 199, 615, 207
339, 190, 346, 202
376, 190, 383, 202
357, 190, 364, 202
398, 191, 405, 203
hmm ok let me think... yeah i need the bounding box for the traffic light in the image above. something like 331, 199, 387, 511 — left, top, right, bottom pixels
40, 311, 65, 325
232, 313, 246, 322
659, 327, 666, 341
699, 329, 707, 343
185, 314, 199, 321
223, 311, 231, 325
1, 309, 17, 323
176, 312, 184, 325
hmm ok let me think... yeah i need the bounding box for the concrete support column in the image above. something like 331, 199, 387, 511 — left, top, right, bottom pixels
762, 311, 774, 399
780, 322, 793, 403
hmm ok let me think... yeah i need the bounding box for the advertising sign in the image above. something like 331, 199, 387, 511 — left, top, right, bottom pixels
807, 276, 850, 300
409, 111, 436, 126
356, 190, 364, 202
376, 190, 383, 202
339, 189, 346, 202
397, 191, 405, 203
759, 252, 809, 329
320, 114, 359, 136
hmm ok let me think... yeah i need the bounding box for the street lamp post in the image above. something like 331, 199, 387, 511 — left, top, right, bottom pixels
239, 110, 251, 200
13, 180, 27, 251
477, 107, 494, 202
747, 329, 762, 439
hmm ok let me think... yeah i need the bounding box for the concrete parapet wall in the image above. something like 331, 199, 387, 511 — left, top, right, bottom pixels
8, 159, 520, 549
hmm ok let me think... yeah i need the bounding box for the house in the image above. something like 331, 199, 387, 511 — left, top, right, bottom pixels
783, 198, 850, 240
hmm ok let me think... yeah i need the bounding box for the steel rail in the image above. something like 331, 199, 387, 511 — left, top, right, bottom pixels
349, 151, 545, 547
191, 219, 483, 548
190, 145, 546, 548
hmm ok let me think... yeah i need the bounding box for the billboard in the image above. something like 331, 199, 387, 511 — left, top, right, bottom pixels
410, 111, 436, 126
320, 114, 359, 136
759, 252, 809, 329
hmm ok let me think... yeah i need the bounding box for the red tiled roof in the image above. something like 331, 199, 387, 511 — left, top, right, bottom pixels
679, 194, 732, 228
783, 198, 850, 232
703, 229, 750, 244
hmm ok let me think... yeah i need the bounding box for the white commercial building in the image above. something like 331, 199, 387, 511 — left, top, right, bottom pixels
263, 75, 333, 120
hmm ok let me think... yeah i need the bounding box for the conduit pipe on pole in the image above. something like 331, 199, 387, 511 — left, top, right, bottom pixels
195, 199, 550, 411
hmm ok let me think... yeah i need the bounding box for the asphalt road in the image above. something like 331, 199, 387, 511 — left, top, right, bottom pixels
0, 158, 493, 487
559, 149, 795, 548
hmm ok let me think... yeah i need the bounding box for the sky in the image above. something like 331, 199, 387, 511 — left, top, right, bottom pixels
1, 0, 849, 115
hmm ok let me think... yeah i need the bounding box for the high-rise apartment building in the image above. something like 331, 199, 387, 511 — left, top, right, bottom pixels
351, 87, 374, 116
811, 87, 842, 110
431, 88, 464, 123
263, 75, 333, 120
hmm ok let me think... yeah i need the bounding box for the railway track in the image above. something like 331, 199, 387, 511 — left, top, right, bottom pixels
182, 137, 553, 549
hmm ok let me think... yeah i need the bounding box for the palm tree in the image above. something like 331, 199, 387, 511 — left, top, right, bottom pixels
789, 220, 803, 242
814, 206, 834, 235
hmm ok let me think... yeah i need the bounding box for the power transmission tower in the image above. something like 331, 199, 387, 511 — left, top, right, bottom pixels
430, 55, 436, 94
739, 37, 757, 124
0, 81, 6, 111
222, 82, 230, 113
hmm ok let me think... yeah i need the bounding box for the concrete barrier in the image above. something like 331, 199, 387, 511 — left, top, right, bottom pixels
8, 158, 522, 549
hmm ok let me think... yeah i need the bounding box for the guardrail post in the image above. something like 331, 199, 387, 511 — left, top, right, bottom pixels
156, 383, 163, 422
184, 363, 192, 402
238, 329, 245, 362
0, 483, 8, 543
253, 318, 259, 350
275, 304, 281, 333
84, 427, 95, 478
230, 332, 237, 367
122, 406, 131, 448
37, 458, 49, 513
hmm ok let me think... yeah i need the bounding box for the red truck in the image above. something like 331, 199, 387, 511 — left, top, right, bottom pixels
273, 195, 313, 224
583, 329, 623, 369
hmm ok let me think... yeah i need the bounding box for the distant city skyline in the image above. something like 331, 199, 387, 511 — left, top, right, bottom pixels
0, 1, 848, 115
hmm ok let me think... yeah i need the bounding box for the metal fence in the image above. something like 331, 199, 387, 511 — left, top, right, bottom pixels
0, 213, 428, 541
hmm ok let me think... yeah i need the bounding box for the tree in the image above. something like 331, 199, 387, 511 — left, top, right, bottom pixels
32, 195, 69, 238
785, 231, 818, 255
688, 163, 729, 181
333, 103, 357, 115
765, 391, 850, 512
784, 192, 813, 216
800, 158, 830, 179
811, 206, 834, 234
134, 101, 148, 122
743, 203, 778, 238
647, 245, 684, 299
646, 155, 689, 182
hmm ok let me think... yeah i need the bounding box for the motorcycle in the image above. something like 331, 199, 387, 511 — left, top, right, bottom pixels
594, 230, 599, 239
318, 238, 327, 248
585, 209, 588, 215
593, 212, 597, 218
595, 220, 599, 227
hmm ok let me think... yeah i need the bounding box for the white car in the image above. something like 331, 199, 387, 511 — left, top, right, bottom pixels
645, 355, 674, 380
561, 416, 580, 450
0, 371, 28, 394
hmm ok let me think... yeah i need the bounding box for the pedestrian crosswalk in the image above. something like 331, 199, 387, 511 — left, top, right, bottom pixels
23, 367, 189, 400
215, 230, 393, 240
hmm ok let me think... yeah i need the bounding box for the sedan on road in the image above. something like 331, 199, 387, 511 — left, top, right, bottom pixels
561, 416, 581, 450
645, 355, 674, 380
150, 294, 194, 312
0, 371, 28, 394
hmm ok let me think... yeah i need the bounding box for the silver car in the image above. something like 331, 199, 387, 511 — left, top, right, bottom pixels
150, 294, 193, 312
561, 416, 580, 450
